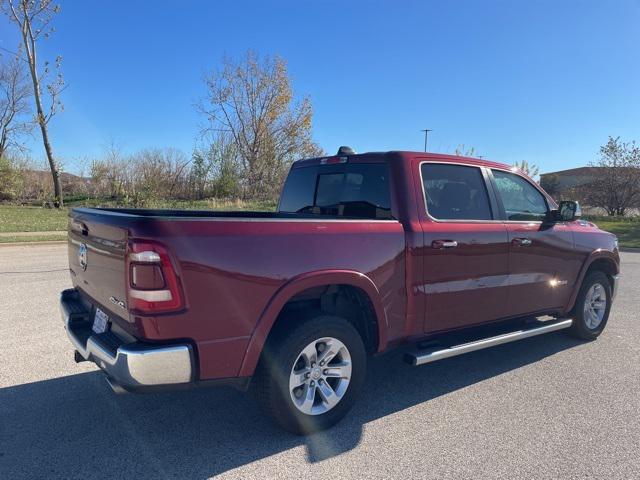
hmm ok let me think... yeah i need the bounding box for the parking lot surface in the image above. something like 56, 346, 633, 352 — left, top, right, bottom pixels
1, 244, 639, 479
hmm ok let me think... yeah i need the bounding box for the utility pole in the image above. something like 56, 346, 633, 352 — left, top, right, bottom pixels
421, 129, 432, 152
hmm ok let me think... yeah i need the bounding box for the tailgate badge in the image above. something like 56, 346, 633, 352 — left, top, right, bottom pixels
109, 296, 126, 310
78, 243, 88, 271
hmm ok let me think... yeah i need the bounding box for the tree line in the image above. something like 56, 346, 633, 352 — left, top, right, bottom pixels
0, 49, 322, 205
0, 1, 322, 206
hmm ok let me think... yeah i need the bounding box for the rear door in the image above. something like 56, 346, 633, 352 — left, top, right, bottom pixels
489, 169, 580, 315
419, 162, 510, 333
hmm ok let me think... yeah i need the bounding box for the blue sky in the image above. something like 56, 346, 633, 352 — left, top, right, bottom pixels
1, 0, 638, 174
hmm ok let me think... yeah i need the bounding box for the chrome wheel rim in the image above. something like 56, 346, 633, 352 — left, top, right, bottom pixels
583, 283, 607, 329
289, 337, 352, 416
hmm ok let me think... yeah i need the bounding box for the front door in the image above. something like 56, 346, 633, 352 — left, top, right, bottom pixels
489, 169, 582, 315
419, 162, 510, 334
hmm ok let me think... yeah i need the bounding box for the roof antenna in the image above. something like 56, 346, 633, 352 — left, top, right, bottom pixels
337, 146, 356, 155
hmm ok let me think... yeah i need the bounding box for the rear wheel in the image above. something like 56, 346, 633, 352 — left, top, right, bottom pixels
567, 271, 612, 340
255, 315, 367, 435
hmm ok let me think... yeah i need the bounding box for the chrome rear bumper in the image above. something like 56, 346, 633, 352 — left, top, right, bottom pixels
60, 289, 194, 391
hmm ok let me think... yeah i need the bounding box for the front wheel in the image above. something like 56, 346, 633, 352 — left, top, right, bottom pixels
254, 315, 367, 435
567, 271, 612, 340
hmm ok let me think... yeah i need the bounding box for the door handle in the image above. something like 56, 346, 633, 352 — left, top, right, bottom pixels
432, 240, 458, 249
512, 237, 532, 247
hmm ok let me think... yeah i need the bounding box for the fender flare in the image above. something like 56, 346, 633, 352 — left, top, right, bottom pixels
564, 249, 620, 313
238, 270, 388, 377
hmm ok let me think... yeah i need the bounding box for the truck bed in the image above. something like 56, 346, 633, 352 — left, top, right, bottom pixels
80, 207, 378, 220
68, 207, 407, 380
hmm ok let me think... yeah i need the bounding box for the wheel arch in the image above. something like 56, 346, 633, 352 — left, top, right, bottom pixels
238, 270, 388, 377
565, 250, 620, 314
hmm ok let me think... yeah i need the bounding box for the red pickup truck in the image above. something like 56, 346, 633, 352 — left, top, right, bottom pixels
60, 150, 620, 434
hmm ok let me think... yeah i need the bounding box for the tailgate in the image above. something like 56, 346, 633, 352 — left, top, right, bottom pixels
68, 210, 129, 321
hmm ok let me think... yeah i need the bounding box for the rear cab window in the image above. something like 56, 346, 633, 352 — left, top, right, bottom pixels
279, 163, 392, 219
421, 163, 493, 221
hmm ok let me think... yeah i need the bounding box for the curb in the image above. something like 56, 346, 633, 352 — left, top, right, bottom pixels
0, 230, 67, 238
620, 247, 640, 253
0, 240, 67, 248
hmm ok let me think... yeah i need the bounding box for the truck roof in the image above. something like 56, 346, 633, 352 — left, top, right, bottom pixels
293, 150, 513, 171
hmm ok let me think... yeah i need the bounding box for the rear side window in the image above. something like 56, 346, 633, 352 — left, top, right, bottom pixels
421, 163, 493, 220
492, 170, 548, 221
279, 163, 392, 219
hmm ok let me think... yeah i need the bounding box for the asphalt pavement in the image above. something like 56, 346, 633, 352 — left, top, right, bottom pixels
1, 244, 638, 479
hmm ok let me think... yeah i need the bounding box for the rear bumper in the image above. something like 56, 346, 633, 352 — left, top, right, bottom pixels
60, 289, 194, 392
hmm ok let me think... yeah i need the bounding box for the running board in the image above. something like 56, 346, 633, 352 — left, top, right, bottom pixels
405, 319, 573, 366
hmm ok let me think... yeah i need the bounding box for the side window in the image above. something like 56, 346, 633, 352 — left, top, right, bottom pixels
279, 163, 392, 219
492, 170, 548, 221
421, 163, 493, 220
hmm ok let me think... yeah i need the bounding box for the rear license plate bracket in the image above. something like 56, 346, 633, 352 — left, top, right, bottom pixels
92, 308, 110, 334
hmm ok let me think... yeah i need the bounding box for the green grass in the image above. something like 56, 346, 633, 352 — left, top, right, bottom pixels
586, 218, 640, 249
0, 233, 67, 244
0, 206, 69, 233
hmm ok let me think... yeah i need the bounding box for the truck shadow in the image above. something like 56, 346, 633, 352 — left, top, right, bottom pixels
0, 332, 583, 479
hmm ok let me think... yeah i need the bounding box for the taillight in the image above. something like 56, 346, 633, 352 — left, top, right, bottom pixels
126, 240, 184, 314
130, 264, 165, 290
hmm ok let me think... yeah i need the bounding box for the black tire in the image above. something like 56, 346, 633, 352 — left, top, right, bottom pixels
254, 314, 367, 435
567, 271, 612, 340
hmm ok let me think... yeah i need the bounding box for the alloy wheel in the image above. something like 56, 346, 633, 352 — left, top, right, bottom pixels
583, 282, 607, 329
288, 337, 352, 415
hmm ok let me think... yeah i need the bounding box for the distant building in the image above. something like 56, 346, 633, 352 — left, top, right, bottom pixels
539, 167, 605, 190
540, 166, 640, 216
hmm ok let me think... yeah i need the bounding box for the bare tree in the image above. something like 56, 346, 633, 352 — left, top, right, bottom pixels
2, 0, 65, 207
189, 149, 212, 200
0, 54, 32, 157
90, 142, 128, 199
191, 132, 241, 199
132, 148, 191, 199
198, 51, 323, 199
581, 136, 640, 216
454, 145, 476, 157
513, 160, 540, 179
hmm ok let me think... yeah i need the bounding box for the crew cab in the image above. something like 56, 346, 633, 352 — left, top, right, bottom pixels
60, 150, 620, 434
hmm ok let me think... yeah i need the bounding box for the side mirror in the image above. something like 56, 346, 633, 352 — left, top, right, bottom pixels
550, 200, 581, 222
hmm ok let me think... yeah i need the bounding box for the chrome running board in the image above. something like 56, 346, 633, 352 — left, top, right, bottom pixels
405, 319, 573, 366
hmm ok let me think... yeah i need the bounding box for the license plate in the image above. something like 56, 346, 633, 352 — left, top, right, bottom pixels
92, 308, 110, 334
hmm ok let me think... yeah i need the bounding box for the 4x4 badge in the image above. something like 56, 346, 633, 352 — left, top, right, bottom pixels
109, 296, 126, 310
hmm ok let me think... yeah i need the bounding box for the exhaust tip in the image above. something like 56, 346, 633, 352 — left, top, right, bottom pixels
104, 375, 127, 395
